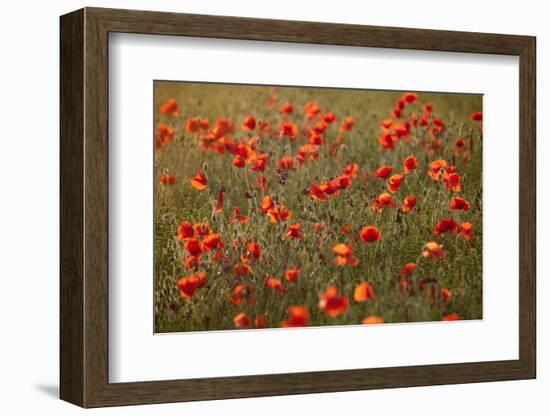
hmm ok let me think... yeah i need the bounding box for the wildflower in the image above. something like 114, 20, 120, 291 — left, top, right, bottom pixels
342, 162, 359, 178
279, 102, 294, 115
254, 316, 268, 328
442, 313, 461, 321
279, 121, 298, 139
184, 238, 202, 257
434, 218, 458, 235
233, 312, 250, 328
441, 288, 452, 301
278, 156, 295, 170
177, 272, 206, 299
229, 284, 255, 305
264, 277, 287, 294
340, 116, 356, 132
215, 189, 224, 213
281, 305, 310, 327
191, 170, 208, 190
362, 316, 384, 324
375, 165, 393, 179
155, 124, 175, 149
388, 174, 404, 193
428, 159, 447, 180
470, 111, 483, 122
319, 286, 349, 317
459, 222, 475, 240
360, 226, 382, 243
241, 115, 257, 131
285, 268, 301, 282
230, 207, 249, 224
286, 223, 302, 239
403, 155, 418, 173
246, 242, 261, 261
332, 243, 359, 266
402, 92, 418, 104
444, 172, 462, 192
402, 195, 417, 212
160, 98, 181, 116
160, 175, 176, 185
354, 282, 375, 302
234, 262, 253, 277
449, 197, 470, 211
399, 262, 417, 277
422, 241, 446, 259
371, 192, 397, 211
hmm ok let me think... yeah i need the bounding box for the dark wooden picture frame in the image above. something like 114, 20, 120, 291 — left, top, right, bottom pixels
60, 7, 536, 408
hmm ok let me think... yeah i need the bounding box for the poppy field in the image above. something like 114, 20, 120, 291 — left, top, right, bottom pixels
154, 81, 483, 333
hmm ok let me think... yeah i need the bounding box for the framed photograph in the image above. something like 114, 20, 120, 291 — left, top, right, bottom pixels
60, 7, 536, 408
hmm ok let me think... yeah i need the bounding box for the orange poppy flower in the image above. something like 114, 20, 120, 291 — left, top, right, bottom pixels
375, 165, 393, 179
342, 162, 359, 178
241, 115, 257, 131
246, 242, 261, 261
304, 102, 321, 120
459, 222, 475, 240
402, 195, 417, 212
444, 172, 462, 192
441, 288, 452, 301
422, 241, 446, 259
194, 223, 210, 236
155, 124, 175, 149
202, 233, 223, 252
402, 92, 418, 104
279, 121, 298, 139
340, 116, 356, 132
285, 268, 301, 282
286, 223, 302, 239
354, 282, 375, 302
442, 313, 461, 321
230, 207, 249, 224
177, 221, 194, 241
434, 218, 458, 235
249, 153, 269, 172
279, 102, 294, 115
387, 174, 404, 193
319, 286, 349, 317
371, 192, 397, 211
278, 156, 295, 170
378, 133, 398, 150
229, 284, 255, 305
470, 111, 483, 122
267, 203, 292, 224
233, 312, 250, 328
330, 175, 352, 190
449, 197, 470, 211
261, 195, 275, 212
159, 175, 176, 185
308, 183, 329, 202
264, 277, 287, 294
254, 316, 268, 329
399, 262, 417, 277
362, 315, 384, 324
177, 272, 206, 299
428, 159, 447, 180
159, 98, 181, 116
232, 155, 246, 168
403, 155, 418, 173
332, 243, 359, 266
234, 262, 253, 277
360, 226, 382, 243
191, 170, 207, 190
251, 175, 268, 191
184, 238, 202, 257
183, 255, 199, 270
281, 305, 310, 327
185, 117, 201, 133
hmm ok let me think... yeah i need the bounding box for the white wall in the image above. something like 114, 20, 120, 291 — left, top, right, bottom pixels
0, 0, 545, 414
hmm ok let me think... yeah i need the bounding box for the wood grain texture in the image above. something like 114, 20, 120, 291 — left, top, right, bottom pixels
59, 7, 537, 408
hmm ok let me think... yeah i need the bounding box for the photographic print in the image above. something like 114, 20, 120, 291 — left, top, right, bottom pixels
154, 81, 482, 333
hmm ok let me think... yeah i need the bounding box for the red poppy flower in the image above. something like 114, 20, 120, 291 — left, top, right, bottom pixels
470, 111, 483, 122
155, 124, 175, 149
371, 192, 397, 211
177, 272, 206, 299
214, 189, 224, 213
267, 203, 292, 224
159, 175, 176, 185
229, 284, 255, 305
234, 262, 253, 277
392, 108, 402, 119
362, 315, 384, 324
308, 183, 329, 202
261, 195, 275, 212
332, 243, 359, 266
160, 98, 181, 116
340, 116, 356, 132
281, 305, 310, 327
319, 286, 349, 317
400, 262, 417, 277
286, 223, 302, 239
354, 282, 375, 302
264, 277, 287, 294
177, 221, 194, 241
191, 170, 207, 190
428, 159, 447, 180
375, 165, 393, 179
230, 207, 249, 224
232, 155, 246, 168
304, 102, 321, 120
441, 288, 452, 301
194, 223, 210, 236
424, 102, 433, 114
402, 92, 418, 104
285, 268, 301, 282
442, 313, 461, 321
241, 115, 257, 131
403, 155, 418, 173
360, 226, 382, 243
278, 156, 295, 170
342, 162, 359, 178
388, 174, 404, 193
183, 255, 199, 270
322, 112, 336, 124
233, 312, 250, 328
202, 233, 223, 252
459, 222, 475, 240
279, 121, 298, 139
330, 175, 352, 190
254, 316, 268, 329
249, 153, 269, 172
252, 175, 268, 191
246, 242, 261, 261
434, 218, 458, 235
422, 241, 446, 259
444, 172, 462, 192
279, 102, 294, 115
402, 195, 417, 212
449, 197, 470, 211
184, 238, 202, 257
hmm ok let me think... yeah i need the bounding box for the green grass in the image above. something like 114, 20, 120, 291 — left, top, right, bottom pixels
153, 81, 482, 332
